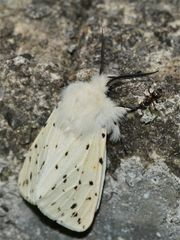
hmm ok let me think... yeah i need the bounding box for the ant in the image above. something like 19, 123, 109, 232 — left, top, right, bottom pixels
130, 87, 162, 112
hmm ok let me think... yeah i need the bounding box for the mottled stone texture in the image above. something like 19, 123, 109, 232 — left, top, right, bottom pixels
0, 0, 179, 239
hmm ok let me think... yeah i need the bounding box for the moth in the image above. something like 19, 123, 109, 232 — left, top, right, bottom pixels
18, 30, 157, 232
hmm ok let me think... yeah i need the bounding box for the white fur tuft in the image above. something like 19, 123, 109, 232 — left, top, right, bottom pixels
56, 74, 127, 141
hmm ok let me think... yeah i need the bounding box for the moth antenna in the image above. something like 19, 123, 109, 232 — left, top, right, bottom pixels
107, 70, 158, 87
99, 28, 105, 75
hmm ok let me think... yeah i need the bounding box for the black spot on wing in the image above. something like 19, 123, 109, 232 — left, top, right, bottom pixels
89, 181, 93, 186
102, 133, 105, 138
72, 212, 78, 217
86, 144, 89, 150
40, 161, 45, 169
86, 197, 91, 200
51, 184, 56, 190
99, 158, 103, 165
71, 203, 77, 209
30, 172, 32, 180
23, 179, 29, 186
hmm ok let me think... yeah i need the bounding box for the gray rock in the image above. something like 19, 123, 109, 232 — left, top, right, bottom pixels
0, 0, 179, 239
25, 4, 51, 20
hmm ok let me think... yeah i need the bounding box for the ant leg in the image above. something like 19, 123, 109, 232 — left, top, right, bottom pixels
152, 101, 158, 112
149, 104, 154, 114
120, 136, 128, 155
148, 87, 152, 95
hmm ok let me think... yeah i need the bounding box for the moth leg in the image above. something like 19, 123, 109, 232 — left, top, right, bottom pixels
126, 105, 139, 113
120, 136, 128, 155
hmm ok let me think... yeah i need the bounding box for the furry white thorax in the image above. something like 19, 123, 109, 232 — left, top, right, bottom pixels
56, 74, 127, 141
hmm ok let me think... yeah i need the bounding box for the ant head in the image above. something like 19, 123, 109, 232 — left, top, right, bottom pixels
153, 88, 162, 98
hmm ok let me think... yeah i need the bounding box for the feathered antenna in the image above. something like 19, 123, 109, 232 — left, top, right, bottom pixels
107, 70, 158, 87
98, 29, 158, 85
99, 28, 105, 75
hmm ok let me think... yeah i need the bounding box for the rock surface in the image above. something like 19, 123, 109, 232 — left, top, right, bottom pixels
0, 0, 179, 239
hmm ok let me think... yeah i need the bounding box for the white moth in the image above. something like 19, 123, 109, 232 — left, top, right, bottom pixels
18, 73, 127, 232
18, 32, 157, 232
